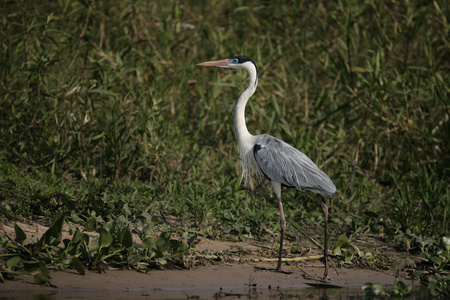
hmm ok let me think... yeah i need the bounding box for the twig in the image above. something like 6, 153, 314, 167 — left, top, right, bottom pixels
251, 255, 323, 263
328, 256, 339, 276
191, 253, 324, 263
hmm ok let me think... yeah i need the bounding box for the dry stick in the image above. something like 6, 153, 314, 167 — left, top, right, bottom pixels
252, 255, 323, 263
197, 254, 324, 263
328, 256, 339, 276
193, 250, 340, 275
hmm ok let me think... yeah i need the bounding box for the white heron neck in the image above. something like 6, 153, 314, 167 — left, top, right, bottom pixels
232, 61, 264, 188
233, 66, 258, 154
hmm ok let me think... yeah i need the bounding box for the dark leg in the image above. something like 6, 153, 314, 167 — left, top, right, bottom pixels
319, 201, 329, 279
305, 191, 329, 279
276, 197, 286, 272
271, 181, 286, 273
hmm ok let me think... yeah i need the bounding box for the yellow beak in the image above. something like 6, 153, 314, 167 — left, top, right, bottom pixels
197, 59, 230, 67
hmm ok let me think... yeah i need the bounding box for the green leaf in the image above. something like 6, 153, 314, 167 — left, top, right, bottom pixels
14, 224, 27, 244
288, 220, 306, 235
233, 6, 250, 13
335, 234, 349, 248
393, 278, 413, 296
23, 261, 42, 272
187, 234, 197, 246
156, 237, 169, 253
393, 258, 406, 271
362, 282, 385, 296
82, 233, 90, 245
6, 256, 22, 269
176, 243, 188, 255
33, 273, 55, 286
393, 279, 406, 292
103, 222, 115, 233
99, 228, 113, 248
40, 214, 65, 246
33, 266, 56, 287
72, 227, 82, 243
169, 239, 181, 250
84, 216, 97, 232
66, 221, 74, 235
70, 210, 83, 224
118, 229, 133, 248
89, 88, 119, 96
35, 265, 50, 276
442, 236, 450, 251
71, 256, 85, 275
154, 257, 167, 266
143, 237, 156, 250
121, 204, 132, 216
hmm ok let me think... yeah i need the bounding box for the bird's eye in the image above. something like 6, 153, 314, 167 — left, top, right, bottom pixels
231, 58, 238, 64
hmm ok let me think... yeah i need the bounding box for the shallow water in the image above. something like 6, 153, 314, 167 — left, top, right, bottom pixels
0, 286, 432, 299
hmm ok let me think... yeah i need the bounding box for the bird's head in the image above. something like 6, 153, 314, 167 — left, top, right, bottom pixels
198, 55, 256, 71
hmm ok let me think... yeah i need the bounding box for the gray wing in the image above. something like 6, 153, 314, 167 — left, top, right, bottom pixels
253, 134, 336, 199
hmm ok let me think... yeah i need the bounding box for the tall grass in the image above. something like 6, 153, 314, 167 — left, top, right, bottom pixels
1, 0, 449, 243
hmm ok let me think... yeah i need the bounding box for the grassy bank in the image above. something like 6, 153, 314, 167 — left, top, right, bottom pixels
1, 0, 449, 295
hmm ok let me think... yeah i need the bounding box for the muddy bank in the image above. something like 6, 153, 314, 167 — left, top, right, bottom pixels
1, 261, 406, 299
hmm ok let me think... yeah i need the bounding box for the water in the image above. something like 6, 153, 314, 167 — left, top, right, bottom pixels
0, 285, 432, 299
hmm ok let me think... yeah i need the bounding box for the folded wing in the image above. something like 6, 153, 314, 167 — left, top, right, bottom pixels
253, 134, 336, 199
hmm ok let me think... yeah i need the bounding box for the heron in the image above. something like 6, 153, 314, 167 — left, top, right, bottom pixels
198, 55, 336, 279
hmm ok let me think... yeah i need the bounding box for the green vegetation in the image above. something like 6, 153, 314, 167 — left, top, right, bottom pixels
0, 0, 449, 295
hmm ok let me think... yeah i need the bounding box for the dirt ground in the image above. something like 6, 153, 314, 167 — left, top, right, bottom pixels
0, 221, 412, 299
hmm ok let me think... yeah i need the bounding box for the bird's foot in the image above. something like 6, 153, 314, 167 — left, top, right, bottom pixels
275, 268, 292, 275
300, 270, 328, 282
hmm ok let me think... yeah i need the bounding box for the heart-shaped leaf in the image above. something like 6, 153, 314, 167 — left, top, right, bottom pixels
14, 224, 27, 244
99, 228, 113, 248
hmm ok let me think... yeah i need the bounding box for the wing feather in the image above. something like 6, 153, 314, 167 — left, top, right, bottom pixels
253, 135, 336, 198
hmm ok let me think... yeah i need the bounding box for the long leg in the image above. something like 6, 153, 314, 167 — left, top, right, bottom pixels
276, 194, 286, 272
305, 191, 329, 279
271, 181, 285, 272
